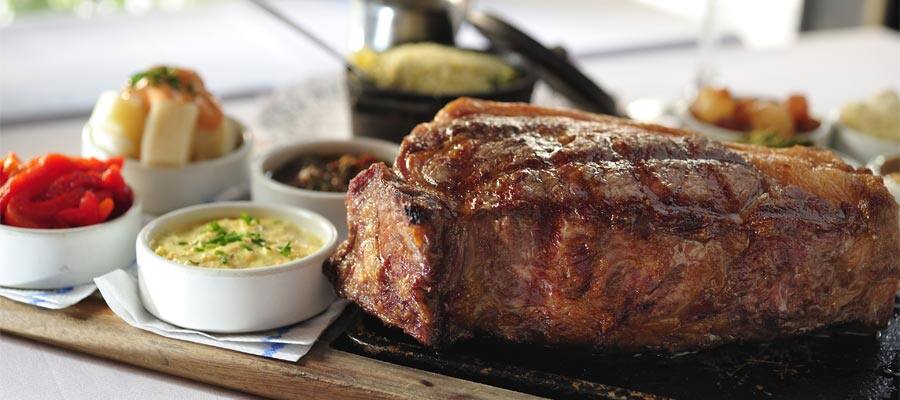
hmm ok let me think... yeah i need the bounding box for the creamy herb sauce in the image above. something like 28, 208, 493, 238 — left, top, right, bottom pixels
152, 214, 322, 269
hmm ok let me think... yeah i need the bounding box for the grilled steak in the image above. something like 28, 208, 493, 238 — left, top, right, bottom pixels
324, 98, 900, 352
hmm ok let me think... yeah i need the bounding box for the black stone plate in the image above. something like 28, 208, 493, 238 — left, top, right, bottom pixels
330, 297, 899, 399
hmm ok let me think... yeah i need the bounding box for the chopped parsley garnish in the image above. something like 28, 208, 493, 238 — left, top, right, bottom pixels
201, 221, 243, 248
240, 212, 256, 225
205, 231, 243, 247
241, 243, 253, 251
129, 66, 183, 90
208, 221, 225, 234
215, 250, 229, 264
177, 241, 188, 246
248, 232, 266, 246
279, 241, 292, 257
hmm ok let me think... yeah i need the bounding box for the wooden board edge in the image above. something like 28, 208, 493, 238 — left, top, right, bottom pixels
0, 296, 540, 400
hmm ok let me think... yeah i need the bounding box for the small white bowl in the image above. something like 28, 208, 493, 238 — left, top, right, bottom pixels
136, 202, 338, 333
250, 138, 400, 240
0, 199, 142, 289
833, 121, 900, 163
82, 118, 252, 215
676, 101, 832, 146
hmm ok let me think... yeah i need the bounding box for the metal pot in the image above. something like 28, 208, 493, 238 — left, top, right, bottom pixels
349, 0, 469, 51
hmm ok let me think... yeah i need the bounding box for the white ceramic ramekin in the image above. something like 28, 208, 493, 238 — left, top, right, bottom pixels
250, 138, 400, 239
833, 121, 900, 163
81, 118, 252, 215
677, 102, 832, 147
0, 199, 142, 289
136, 202, 338, 333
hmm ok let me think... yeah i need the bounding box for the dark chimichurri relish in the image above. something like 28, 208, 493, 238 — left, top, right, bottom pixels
270, 153, 382, 192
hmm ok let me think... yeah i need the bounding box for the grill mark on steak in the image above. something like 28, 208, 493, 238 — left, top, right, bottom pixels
462, 156, 759, 236
633, 159, 674, 206
326, 98, 900, 352
403, 114, 761, 235
402, 116, 749, 195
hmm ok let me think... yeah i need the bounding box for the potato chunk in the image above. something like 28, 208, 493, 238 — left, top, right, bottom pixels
747, 101, 795, 137
88, 91, 146, 158
140, 100, 198, 167
191, 118, 239, 161
691, 87, 736, 123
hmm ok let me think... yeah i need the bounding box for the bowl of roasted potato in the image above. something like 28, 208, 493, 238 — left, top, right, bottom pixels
678, 86, 831, 148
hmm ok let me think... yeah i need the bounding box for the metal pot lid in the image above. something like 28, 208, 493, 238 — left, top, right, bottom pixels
466, 11, 619, 116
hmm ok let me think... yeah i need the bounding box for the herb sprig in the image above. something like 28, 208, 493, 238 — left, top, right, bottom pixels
248, 232, 266, 247
240, 212, 257, 225
129, 66, 182, 89
190, 218, 273, 257
202, 221, 244, 247
215, 250, 229, 265
279, 241, 292, 257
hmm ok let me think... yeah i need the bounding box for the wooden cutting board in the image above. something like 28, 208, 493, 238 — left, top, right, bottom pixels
0, 295, 537, 400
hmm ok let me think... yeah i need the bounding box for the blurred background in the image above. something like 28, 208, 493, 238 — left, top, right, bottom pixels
1, 0, 897, 126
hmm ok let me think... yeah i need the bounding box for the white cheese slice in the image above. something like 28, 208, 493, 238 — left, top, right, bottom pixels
88, 91, 146, 158
140, 100, 198, 167
191, 118, 239, 161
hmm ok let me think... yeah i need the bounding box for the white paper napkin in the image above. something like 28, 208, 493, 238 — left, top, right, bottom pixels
94, 268, 347, 362
203, 184, 249, 204
0, 283, 97, 309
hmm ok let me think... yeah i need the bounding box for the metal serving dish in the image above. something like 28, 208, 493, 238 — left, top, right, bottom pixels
346, 51, 537, 143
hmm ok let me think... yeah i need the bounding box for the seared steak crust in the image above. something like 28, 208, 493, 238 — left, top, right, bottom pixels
325, 98, 900, 351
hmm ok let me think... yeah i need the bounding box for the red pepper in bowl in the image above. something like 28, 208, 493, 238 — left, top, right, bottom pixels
0, 153, 134, 229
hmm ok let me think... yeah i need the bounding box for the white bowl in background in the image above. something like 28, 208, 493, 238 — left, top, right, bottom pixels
82, 118, 252, 215
137, 202, 338, 333
866, 153, 900, 205
833, 121, 900, 163
250, 138, 400, 240
676, 101, 832, 147
0, 200, 142, 289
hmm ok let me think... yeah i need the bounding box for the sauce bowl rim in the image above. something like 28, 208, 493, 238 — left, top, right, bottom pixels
137, 201, 338, 277
252, 137, 401, 200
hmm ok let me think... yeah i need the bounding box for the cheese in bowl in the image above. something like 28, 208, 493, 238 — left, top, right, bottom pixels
151, 214, 323, 269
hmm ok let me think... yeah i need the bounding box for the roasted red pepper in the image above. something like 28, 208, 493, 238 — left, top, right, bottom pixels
0, 152, 23, 186
0, 153, 134, 229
